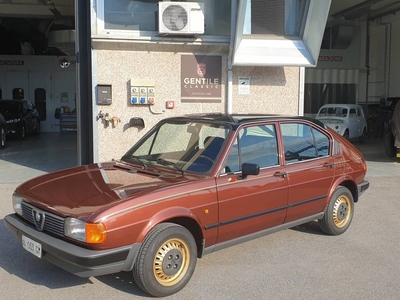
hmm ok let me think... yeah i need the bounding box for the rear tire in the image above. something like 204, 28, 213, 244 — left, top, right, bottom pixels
319, 186, 354, 235
384, 131, 396, 158
1, 126, 6, 148
133, 223, 197, 297
34, 121, 40, 136
358, 127, 366, 143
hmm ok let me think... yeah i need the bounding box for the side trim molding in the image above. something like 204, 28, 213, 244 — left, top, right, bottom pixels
200, 213, 324, 257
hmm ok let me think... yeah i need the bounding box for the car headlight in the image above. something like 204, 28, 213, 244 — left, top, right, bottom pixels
12, 194, 23, 216
6, 118, 21, 124
65, 217, 106, 244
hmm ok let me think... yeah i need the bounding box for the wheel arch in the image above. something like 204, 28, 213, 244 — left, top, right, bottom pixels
138, 207, 204, 258
164, 216, 204, 258
330, 179, 358, 203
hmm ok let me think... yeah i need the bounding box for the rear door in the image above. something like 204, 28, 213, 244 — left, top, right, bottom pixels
279, 121, 334, 223
216, 123, 288, 244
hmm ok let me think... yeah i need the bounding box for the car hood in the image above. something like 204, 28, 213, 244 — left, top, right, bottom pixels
1, 111, 20, 120
16, 162, 193, 218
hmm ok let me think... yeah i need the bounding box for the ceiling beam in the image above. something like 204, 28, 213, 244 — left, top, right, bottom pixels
331, 0, 382, 19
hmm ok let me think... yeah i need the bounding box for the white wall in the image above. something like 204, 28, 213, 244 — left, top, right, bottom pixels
0, 55, 76, 132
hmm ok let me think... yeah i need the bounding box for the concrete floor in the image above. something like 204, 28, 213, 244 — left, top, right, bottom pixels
0, 134, 398, 184
0, 132, 77, 184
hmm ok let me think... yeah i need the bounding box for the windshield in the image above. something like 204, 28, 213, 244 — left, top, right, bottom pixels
122, 120, 230, 173
0, 101, 21, 114
318, 106, 348, 118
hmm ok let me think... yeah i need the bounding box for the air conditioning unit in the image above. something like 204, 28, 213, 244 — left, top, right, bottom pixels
158, 1, 205, 35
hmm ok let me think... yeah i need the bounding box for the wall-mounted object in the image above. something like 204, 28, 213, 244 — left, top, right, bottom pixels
158, 2, 205, 35
97, 110, 105, 120
112, 117, 120, 128
97, 85, 112, 105
130, 79, 155, 105
166, 100, 175, 109
104, 113, 110, 127
129, 117, 145, 128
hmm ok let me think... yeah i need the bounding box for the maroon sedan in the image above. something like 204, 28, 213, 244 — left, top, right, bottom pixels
5, 114, 369, 297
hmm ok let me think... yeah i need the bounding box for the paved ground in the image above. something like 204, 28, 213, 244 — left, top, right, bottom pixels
0, 135, 399, 300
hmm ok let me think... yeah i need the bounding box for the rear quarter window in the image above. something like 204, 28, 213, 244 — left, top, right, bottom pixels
281, 123, 330, 164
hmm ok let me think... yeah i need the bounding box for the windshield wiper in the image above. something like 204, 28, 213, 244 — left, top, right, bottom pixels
121, 155, 147, 168
154, 158, 184, 174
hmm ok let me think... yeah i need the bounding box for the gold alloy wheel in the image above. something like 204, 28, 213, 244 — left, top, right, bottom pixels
332, 194, 352, 228
153, 238, 190, 286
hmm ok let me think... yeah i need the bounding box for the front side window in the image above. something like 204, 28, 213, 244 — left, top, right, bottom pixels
281, 123, 330, 164
123, 120, 229, 173
223, 124, 279, 174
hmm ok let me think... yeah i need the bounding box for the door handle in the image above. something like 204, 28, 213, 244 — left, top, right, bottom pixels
273, 172, 287, 178
323, 163, 334, 168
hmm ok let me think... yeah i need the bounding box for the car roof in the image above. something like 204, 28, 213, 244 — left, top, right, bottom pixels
0, 99, 27, 102
162, 113, 326, 128
319, 103, 362, 108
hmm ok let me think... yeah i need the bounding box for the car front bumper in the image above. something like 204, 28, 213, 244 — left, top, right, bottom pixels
5, 122, 20, 135
4, 214, 141, 278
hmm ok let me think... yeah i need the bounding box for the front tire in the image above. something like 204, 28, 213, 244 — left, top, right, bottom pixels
319, 186, 354, 235
384, 131, 396, 158
18, 124, 26, 140
133, 223, 197, 297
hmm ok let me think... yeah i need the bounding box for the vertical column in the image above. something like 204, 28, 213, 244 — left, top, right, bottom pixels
75, 0, 93, 165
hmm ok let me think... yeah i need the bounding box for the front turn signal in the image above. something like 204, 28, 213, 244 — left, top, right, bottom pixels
85, 223, 107, 244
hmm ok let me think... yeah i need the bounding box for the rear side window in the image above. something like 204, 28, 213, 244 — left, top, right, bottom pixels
281, 123, 330, 164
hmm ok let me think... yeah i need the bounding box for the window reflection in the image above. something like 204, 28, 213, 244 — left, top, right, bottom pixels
223, 125, 279, 174
103, 0, 231, 36
243, 0, 310, 37
281, 123, 329, 164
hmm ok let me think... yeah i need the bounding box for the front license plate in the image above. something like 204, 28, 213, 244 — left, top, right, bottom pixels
22, 235, 42, 258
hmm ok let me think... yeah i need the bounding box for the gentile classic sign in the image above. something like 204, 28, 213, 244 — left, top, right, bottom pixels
181, 55, 222, 101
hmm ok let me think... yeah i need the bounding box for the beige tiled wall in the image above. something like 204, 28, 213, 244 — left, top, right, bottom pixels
95, 50, 299, 161
232, 66, 299, 115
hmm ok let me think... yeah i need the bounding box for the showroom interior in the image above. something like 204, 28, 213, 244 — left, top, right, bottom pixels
0, 0, 400, 178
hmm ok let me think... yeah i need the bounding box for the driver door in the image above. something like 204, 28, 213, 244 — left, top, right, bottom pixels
216, 123, 288, 244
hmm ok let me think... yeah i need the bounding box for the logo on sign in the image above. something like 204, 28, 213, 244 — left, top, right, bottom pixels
197, 63, 206, 78
32, 209, 46, 231
59, 58, 71, 69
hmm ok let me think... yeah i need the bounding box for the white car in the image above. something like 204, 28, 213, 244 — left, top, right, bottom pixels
316, 104, 367, 141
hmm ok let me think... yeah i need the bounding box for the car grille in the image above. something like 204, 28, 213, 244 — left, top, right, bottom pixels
21, 202, 65, 236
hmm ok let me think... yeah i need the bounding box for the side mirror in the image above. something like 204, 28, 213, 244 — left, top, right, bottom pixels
239, 163, 260, 179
